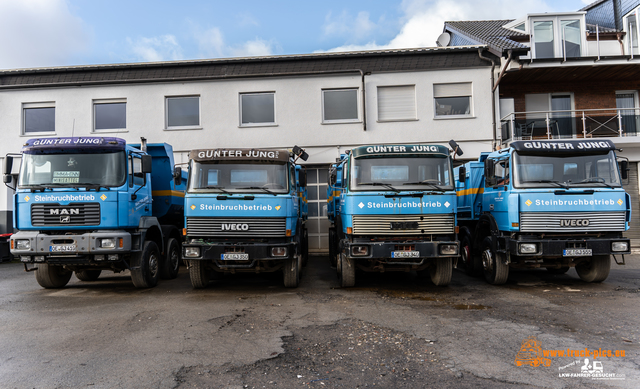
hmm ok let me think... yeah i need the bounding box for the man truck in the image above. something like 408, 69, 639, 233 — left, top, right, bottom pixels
4, 136, 186, 289
327, 144, 461, 287
455, 139, 631, 284
182, 147, 308, 288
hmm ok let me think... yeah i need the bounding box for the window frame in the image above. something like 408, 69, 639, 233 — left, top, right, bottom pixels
433, 82, 474, 119
22, 102, 56, 136
239, 91, 277, 127
321, 88, 360, 124
165, 95, 201, 131
376, 85, 417, 122
529, 15, 586, 59
92, 98, 127, 133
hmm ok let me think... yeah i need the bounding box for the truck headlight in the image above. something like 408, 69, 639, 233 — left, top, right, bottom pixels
271, 247, 288, 257
100, 238, 116, 249
15, 239, 31, 250
184, 247, 200, 257
519, 243, 537, 254
351, 245, 369, 256
439, 244, 458, 255
611, 242, 628, 252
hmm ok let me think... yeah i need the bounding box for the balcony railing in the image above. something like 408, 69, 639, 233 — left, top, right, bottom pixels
501, 108, 640, 141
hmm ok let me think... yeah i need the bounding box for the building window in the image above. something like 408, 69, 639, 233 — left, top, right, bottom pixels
434, 83, 472, 117
534, 20, 555, 58
626, 14, 638, 55
166, 96, 200, 129
240, 92, 276, 126
560, 19, 581, 58
23, 103, 55, 134
322, 89, 359, 123
377, 85, 416, 122
94, 99, 126, 131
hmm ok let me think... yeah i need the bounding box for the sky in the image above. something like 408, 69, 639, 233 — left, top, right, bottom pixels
0, 0, 593, 70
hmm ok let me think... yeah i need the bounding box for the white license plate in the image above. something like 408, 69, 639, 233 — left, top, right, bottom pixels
391, 251, 420, 258
50, 245, 76, 252
222, 253, 249, 261
563, 248, 592, 257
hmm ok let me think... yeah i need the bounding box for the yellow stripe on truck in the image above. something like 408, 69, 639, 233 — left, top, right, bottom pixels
152, 190, 185, 198
456, 187, 484, 197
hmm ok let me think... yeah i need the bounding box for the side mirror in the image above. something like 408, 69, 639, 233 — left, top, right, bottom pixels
141, 155, 152, 174
458, 165, 466, 183
619, 160, 629, 180
3, 156, 13, 175
449, 139, 464, 156
293, 145, 309, 161
173, 166, 182, 186
298, 169, 307, 188
484, 161, 495, 187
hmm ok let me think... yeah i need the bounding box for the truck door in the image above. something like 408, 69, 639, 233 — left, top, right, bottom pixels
128, 153, 152, 226
484, 156, 510, 230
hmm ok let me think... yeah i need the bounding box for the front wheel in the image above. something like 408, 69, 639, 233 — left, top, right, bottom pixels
130, 241, 160, 288
160, 238, 180, 280
189, 260, 210, 289
339, 253, 355, 287
35, 264, 72, 288
430, 258, 453, 286
481, 237, 509, 285
576, 255, 610, 283
283, 256, 300, 288
328, 228, 337, 268
75, 269, 102, 281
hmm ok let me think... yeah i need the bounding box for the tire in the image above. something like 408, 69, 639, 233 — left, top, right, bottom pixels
430, 258, 453, 286
458, 236, 476, 276
160, 238, 180, 280
301, 227, 309, 267
189, 260, 210, 289
328, 228, 337, 267
130, 241, 161, 288
481, 237, 509, 285
546, 267, 570, 275
75, 269, 102, 281
576, 255, 610, 283
35, 264, 73, 289
339, 253, 355, 287
283, 256, 300, 288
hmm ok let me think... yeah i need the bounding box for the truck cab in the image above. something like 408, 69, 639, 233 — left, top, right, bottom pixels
182, 147, 308, 288
328, 144, 460, 287
456, 140, 631, 284
4, 137, 186, 288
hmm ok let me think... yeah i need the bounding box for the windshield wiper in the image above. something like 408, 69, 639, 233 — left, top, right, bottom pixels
203, 186, 232, 195
521, 180, 569, 189
72, 183, 106, 191
357, 182, 400, 192
570, 177, 615, 189
237, 186, 277, 196
402, 180, 445, 190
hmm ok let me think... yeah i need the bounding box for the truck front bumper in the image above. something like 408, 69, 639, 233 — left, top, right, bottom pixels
506, 236, 631, 257
11, 230, 133, 264
182, 241, 296, 270
343, 240, 459, 264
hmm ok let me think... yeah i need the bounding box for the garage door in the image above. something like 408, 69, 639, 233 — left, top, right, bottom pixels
625, 163, 640, 247
305, 166, 330, 254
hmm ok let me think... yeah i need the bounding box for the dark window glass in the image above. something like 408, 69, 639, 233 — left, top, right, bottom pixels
323, 89, 358, 121
241, 94, 275, 125
24, 107, 55, 133
167, 97, 199, 127
95, 102, 126, 130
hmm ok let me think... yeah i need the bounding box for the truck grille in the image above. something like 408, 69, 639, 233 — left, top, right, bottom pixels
186, 217, 287, 237
352, 214, 455, 235
31, 203, 101, 226
519, 212, 626, 232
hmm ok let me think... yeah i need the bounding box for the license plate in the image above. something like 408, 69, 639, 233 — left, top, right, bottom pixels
50, 244, 76, 252
563, 248, 592, 257
221, 253, 249, 261
391, 251, 420, 258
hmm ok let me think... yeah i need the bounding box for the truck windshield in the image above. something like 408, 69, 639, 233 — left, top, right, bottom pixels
350, 156, 453, 191
19, 151, 126, 188
513, 151, 621, 188
188, 161, 289, 194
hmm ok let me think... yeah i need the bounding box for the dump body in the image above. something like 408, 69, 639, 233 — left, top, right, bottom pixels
455, 140, 631, 284
328, 144, 459, 287
7, 136, 186, 288
182, 148, 308, 288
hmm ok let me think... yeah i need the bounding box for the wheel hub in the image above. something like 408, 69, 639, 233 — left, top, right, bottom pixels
149, 253, 159, 277
482, 249, 493, 271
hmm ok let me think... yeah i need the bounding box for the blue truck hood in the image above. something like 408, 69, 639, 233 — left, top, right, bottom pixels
185, 194, 293, 218
342, 192, 456, 215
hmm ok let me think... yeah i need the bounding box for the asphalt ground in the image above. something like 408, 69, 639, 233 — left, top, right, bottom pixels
0, 254, 638, 389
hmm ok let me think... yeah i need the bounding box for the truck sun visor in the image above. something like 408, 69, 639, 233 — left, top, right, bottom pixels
22, 137, 127, 154
190, 148, 290, 163
510, 140, 616, 156
350, 144, 450, 158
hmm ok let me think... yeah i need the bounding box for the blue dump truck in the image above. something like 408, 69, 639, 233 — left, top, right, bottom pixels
327, 144, 461, 287
182, 147, 309, 288
455, 140, 631, 284
3, 137, 186, 289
